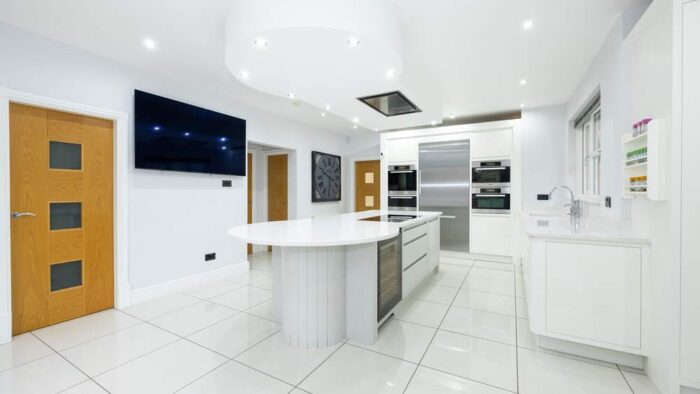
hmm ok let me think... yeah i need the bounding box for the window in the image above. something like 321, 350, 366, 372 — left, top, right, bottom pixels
575, 95, 602, 200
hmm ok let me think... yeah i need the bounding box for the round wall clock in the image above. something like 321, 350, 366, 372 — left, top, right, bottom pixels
312, 151, 341, 202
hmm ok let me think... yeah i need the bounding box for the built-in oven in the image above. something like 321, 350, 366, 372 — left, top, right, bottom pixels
388, 165, 417, 195
388, 195, 417, 211
472, 160, 511, 186
472, 186, 511, 214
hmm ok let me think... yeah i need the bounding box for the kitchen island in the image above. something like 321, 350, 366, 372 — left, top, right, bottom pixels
228, 210, 441, 348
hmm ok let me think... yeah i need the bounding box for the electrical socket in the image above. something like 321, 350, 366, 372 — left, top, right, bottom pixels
205, 253, 216, 261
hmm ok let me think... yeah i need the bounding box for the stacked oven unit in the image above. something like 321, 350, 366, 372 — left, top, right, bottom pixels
471, 160, 511, 214
387, 165, 418, 211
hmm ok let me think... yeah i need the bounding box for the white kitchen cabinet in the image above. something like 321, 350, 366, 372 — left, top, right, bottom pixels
470, 214, 511, 256
469, 129, 512, 159
681, 0, 700, 387
385, 138, 418, 164
402, 255, 427, 297
545, 242, 642, 349
426, 218, 440, 272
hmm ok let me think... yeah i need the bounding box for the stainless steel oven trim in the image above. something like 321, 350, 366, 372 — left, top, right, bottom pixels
472, 209, 511, 214
472, 182, 511, 188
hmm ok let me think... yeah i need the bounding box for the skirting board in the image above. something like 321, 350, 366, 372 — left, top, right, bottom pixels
538, 335, 644, 369
128, 261, 250, 306
440, 250, 513, 264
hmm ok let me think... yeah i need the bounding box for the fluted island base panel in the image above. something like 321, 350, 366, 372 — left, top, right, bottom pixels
272, 246, 347, 348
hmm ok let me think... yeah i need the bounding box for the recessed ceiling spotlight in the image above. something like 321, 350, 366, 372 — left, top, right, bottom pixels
431, 120, 437, 126
239, 70, 250, 79
520, 79, 528, 86
386, 68, 396, 79
153, 125, 161, 131
353, 125, 358, 129
325, 104, 332, 111
353, 117, 359, 124
143, 38, 157, 50
253, 38, 268, 48
374, 128, 379, 131
348, 37, 361, 47
220, 137, 227, 142
287, 92, 296, 99
183, 132, 191, 137
523, 20, 534, 30
449, 113, 456, 119
321, 112, 326, 117
221, 146, 227, 151
520, 103, 525, 108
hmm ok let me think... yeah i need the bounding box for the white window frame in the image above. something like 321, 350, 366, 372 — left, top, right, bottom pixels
575, 100, 602, 203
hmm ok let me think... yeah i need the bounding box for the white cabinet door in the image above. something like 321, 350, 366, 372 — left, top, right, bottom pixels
681, 0, 700, 384
426, 218, 440, 271
403, 255, 427, 297
470, 214, 511, 256
385, 138, 418, 164
470, 129, 512, 159
545, 242, 642, 349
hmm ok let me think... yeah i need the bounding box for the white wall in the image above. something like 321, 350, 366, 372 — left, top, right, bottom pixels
519, 105, 568, 212
0, 22, 353, 291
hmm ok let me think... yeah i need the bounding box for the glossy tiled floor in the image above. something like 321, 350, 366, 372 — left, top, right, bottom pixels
0, 252, 660, 394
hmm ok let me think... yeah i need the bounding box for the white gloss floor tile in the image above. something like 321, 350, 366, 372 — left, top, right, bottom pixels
439, 256, 475, 266
452, 290, 515, 316
410, 283, 459, 305
187, 313, 280, 357
149, 301, 238, 336
122, 293, 201, 321
440, 306, 516, 345
620, 369, 661, 394
227, 270, 272, 285
299, 345, 417, 394
33, 309, 141, 351
0, 353, 86, 394
61, 380, 109, 394
251, 278, 273, 290
467, 267, 514, 282
60, 323, 179, 377
394, 299, 449, 328
427, 264, 470, 288
209, 286, 272, 310
183, 280, 244, 300
178, 360, 293, 394
405, 366, 512, 394
94, 339, 227, 394
246, 300, 278, 322
236, 332, 341, 385
472, 261, 514, 271
517, 348, 631, 394
462, 276, 516, 296
0, 333, 54, 373
421, 330, 518, 392
348, 319, 436, 363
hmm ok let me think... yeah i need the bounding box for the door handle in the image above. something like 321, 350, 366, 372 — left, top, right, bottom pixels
11, 212, 36, 219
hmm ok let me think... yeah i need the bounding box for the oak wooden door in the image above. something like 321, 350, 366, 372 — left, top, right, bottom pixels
10, 103, 114, 335
267, 154, 287, 251
354, 160, 380, 211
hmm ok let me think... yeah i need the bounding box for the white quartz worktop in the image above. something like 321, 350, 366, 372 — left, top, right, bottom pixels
228, 210, 441, 247
523, 214, 651, 244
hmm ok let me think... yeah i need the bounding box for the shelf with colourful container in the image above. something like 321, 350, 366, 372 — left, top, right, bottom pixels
621, 118, 666, 200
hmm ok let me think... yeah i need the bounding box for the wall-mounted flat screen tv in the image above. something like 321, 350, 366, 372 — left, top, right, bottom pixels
134, 90, 246, 176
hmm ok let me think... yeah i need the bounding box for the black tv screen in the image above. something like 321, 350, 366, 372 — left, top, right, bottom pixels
134, 90, 246, 176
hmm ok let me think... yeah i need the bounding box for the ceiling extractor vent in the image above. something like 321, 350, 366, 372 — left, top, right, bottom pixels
358, 91, 422, 117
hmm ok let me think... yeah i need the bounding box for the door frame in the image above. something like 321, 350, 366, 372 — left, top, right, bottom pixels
0, 87, 130, 343
349, 156, 381, 212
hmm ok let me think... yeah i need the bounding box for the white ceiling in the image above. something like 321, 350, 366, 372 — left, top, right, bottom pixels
0, 0, 646, 135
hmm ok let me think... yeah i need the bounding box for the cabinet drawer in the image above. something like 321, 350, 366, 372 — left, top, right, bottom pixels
403, 223, 427, 244
403, 254, 427, 297
402, 233, 427, 270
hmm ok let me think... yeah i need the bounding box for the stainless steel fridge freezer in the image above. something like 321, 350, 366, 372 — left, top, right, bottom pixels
418, 140, 470, 252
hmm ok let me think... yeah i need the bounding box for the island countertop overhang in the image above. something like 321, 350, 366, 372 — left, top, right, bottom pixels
228, 210, 441, 247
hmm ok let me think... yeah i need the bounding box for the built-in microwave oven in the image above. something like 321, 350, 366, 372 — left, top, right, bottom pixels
388, 195, 417, 211
388, 165, 417, 195
472, 186, 511, 214
472, 160, 511, 186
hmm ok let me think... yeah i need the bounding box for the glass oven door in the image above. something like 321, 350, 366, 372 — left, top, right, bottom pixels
472, 191, 511, 214
388, 170, 417, 194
